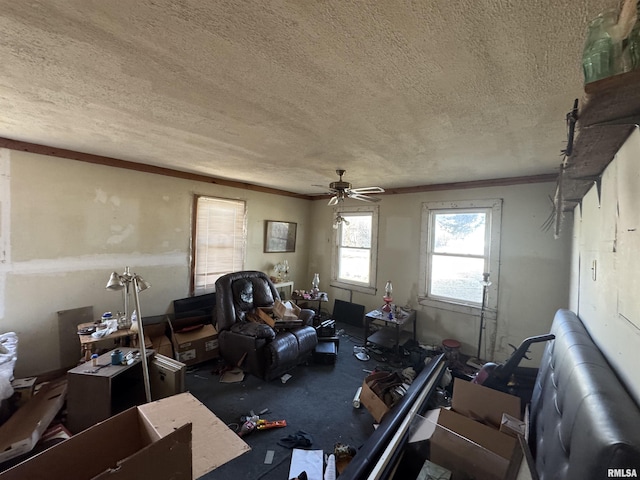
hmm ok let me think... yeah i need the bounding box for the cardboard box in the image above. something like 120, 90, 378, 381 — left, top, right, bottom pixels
169, 322, 219, 366
424, 379, 522, 480
359, 379, 390, 423
256, 307, 277, 327
273, 300, 301, 320
0, 392, 250, 480
151, 334, 174, 357
150, 353, 186, 400
256, 304, 303, 329
9, 377, 37, 408
500, 413, 527, 438
0, 379, 67, 465
451, 379, 521, 428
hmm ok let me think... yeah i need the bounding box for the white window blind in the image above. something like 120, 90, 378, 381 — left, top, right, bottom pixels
192, 196, 246, 295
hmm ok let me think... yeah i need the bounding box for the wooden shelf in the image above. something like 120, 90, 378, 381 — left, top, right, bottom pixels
560, 69, 640, 212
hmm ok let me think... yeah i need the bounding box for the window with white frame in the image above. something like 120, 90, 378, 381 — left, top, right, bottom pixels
192, 195, 246, 295
419, 199, 501, 314
331, 205, 379, 294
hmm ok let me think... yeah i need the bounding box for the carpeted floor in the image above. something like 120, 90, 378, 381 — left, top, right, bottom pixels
185, 322, 410, 480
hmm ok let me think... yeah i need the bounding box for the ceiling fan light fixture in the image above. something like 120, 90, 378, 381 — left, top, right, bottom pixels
323, 169, 384, 206
333, 213, 350, 229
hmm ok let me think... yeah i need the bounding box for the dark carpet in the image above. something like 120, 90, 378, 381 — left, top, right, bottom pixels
185, 323, 396, 480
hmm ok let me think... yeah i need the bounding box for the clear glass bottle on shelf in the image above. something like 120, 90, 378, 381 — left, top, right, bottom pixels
311, 273, 320, 296
629, 2, 640, 69
582, 9, 622, 84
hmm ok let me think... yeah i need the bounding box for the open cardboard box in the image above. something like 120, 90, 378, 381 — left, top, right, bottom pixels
359, 377, 390, 423
257, 300, 303, 328
0, 379, 67, 465
168, 319, 219, 366
272, 299, 301, 321
408, 379, 522, 480
0, 392, 250, 480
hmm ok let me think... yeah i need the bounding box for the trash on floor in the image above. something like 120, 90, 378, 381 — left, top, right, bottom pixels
353, 346, 370, 361
288, 448, 323, 480
220, 367, 244, 383
278, 430, 313, 449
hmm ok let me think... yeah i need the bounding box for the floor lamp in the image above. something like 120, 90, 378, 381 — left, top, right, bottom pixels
476, 272, 492, 361
467, 272, 492, 369
106, 266, 152, 403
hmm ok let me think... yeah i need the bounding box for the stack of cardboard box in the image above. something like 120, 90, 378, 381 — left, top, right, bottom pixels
414, 379, 524, 480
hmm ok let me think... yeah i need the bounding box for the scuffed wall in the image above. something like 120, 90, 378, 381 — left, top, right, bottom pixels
1, 149, 311, 377
1, 145, 576, 377
571, 128, 640, 405
308, 181, 572, 365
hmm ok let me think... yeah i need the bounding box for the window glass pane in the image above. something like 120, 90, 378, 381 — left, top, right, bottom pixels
434, 213, 486, 255
338, 247, 370, 283
193, 196, 245, 294
341, 215, 372, 248
430, 255, 484, 303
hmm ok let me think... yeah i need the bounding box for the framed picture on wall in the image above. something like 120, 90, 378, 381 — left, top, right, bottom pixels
264, 220, 297, 253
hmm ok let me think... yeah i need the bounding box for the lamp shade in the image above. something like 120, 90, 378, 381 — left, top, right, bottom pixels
106, 272, 124, 290
135, 276, 151, 292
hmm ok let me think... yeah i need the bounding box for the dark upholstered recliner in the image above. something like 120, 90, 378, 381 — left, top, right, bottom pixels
215, 270, 317, 380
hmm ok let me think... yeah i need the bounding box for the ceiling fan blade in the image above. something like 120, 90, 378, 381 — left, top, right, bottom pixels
328, 196, 340, 206
349, 186, 385, 194
347, 192, 381, 203
313, 184, 337, 190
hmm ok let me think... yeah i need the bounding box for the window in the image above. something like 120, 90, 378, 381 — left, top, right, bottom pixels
419, 199, 501, 314
331, 205, 379, 294
192, 195, 246, 295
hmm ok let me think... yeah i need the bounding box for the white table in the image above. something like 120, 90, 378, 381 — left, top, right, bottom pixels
273, 280, 294, 299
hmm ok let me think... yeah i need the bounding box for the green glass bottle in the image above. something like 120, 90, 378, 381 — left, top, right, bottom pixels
583, 9, 620, 84
628, 2, 640, 69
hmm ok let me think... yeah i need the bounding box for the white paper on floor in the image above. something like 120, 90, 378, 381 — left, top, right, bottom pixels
288, 448, 323, 480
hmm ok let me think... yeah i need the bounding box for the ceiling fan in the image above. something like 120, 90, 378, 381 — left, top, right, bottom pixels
316, 169, 385, 206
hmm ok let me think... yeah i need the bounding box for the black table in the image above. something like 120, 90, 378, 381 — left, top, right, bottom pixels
364, 308, 417, 351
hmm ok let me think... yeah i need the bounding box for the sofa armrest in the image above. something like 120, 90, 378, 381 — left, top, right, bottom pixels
298, 308, 315, 326
230, 321, 276, 340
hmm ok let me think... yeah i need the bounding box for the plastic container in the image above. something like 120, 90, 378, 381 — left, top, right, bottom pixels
111, 349, 123, 366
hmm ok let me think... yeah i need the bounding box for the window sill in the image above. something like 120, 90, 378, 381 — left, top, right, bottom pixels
418, 296, 497, 319
330, 281, 377, 296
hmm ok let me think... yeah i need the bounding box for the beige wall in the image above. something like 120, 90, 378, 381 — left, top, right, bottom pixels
308, 181, 572, 364
570, 128, 640, 405
1, 149, 311, 377
1, 147, 574, 378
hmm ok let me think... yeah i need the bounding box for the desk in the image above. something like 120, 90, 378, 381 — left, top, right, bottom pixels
66, 347, 154, 433
77, 322, 139, 361
364, 309, 417, 351
273, 281, 294, 300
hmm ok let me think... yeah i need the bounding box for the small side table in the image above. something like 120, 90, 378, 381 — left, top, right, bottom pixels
273, 280, 294, 300
364, 309, 417, 351
77, 322, 139, 361
291, 292, 328, 316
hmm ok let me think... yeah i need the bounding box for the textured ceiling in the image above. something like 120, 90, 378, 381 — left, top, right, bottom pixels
0, 0, 620, 195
